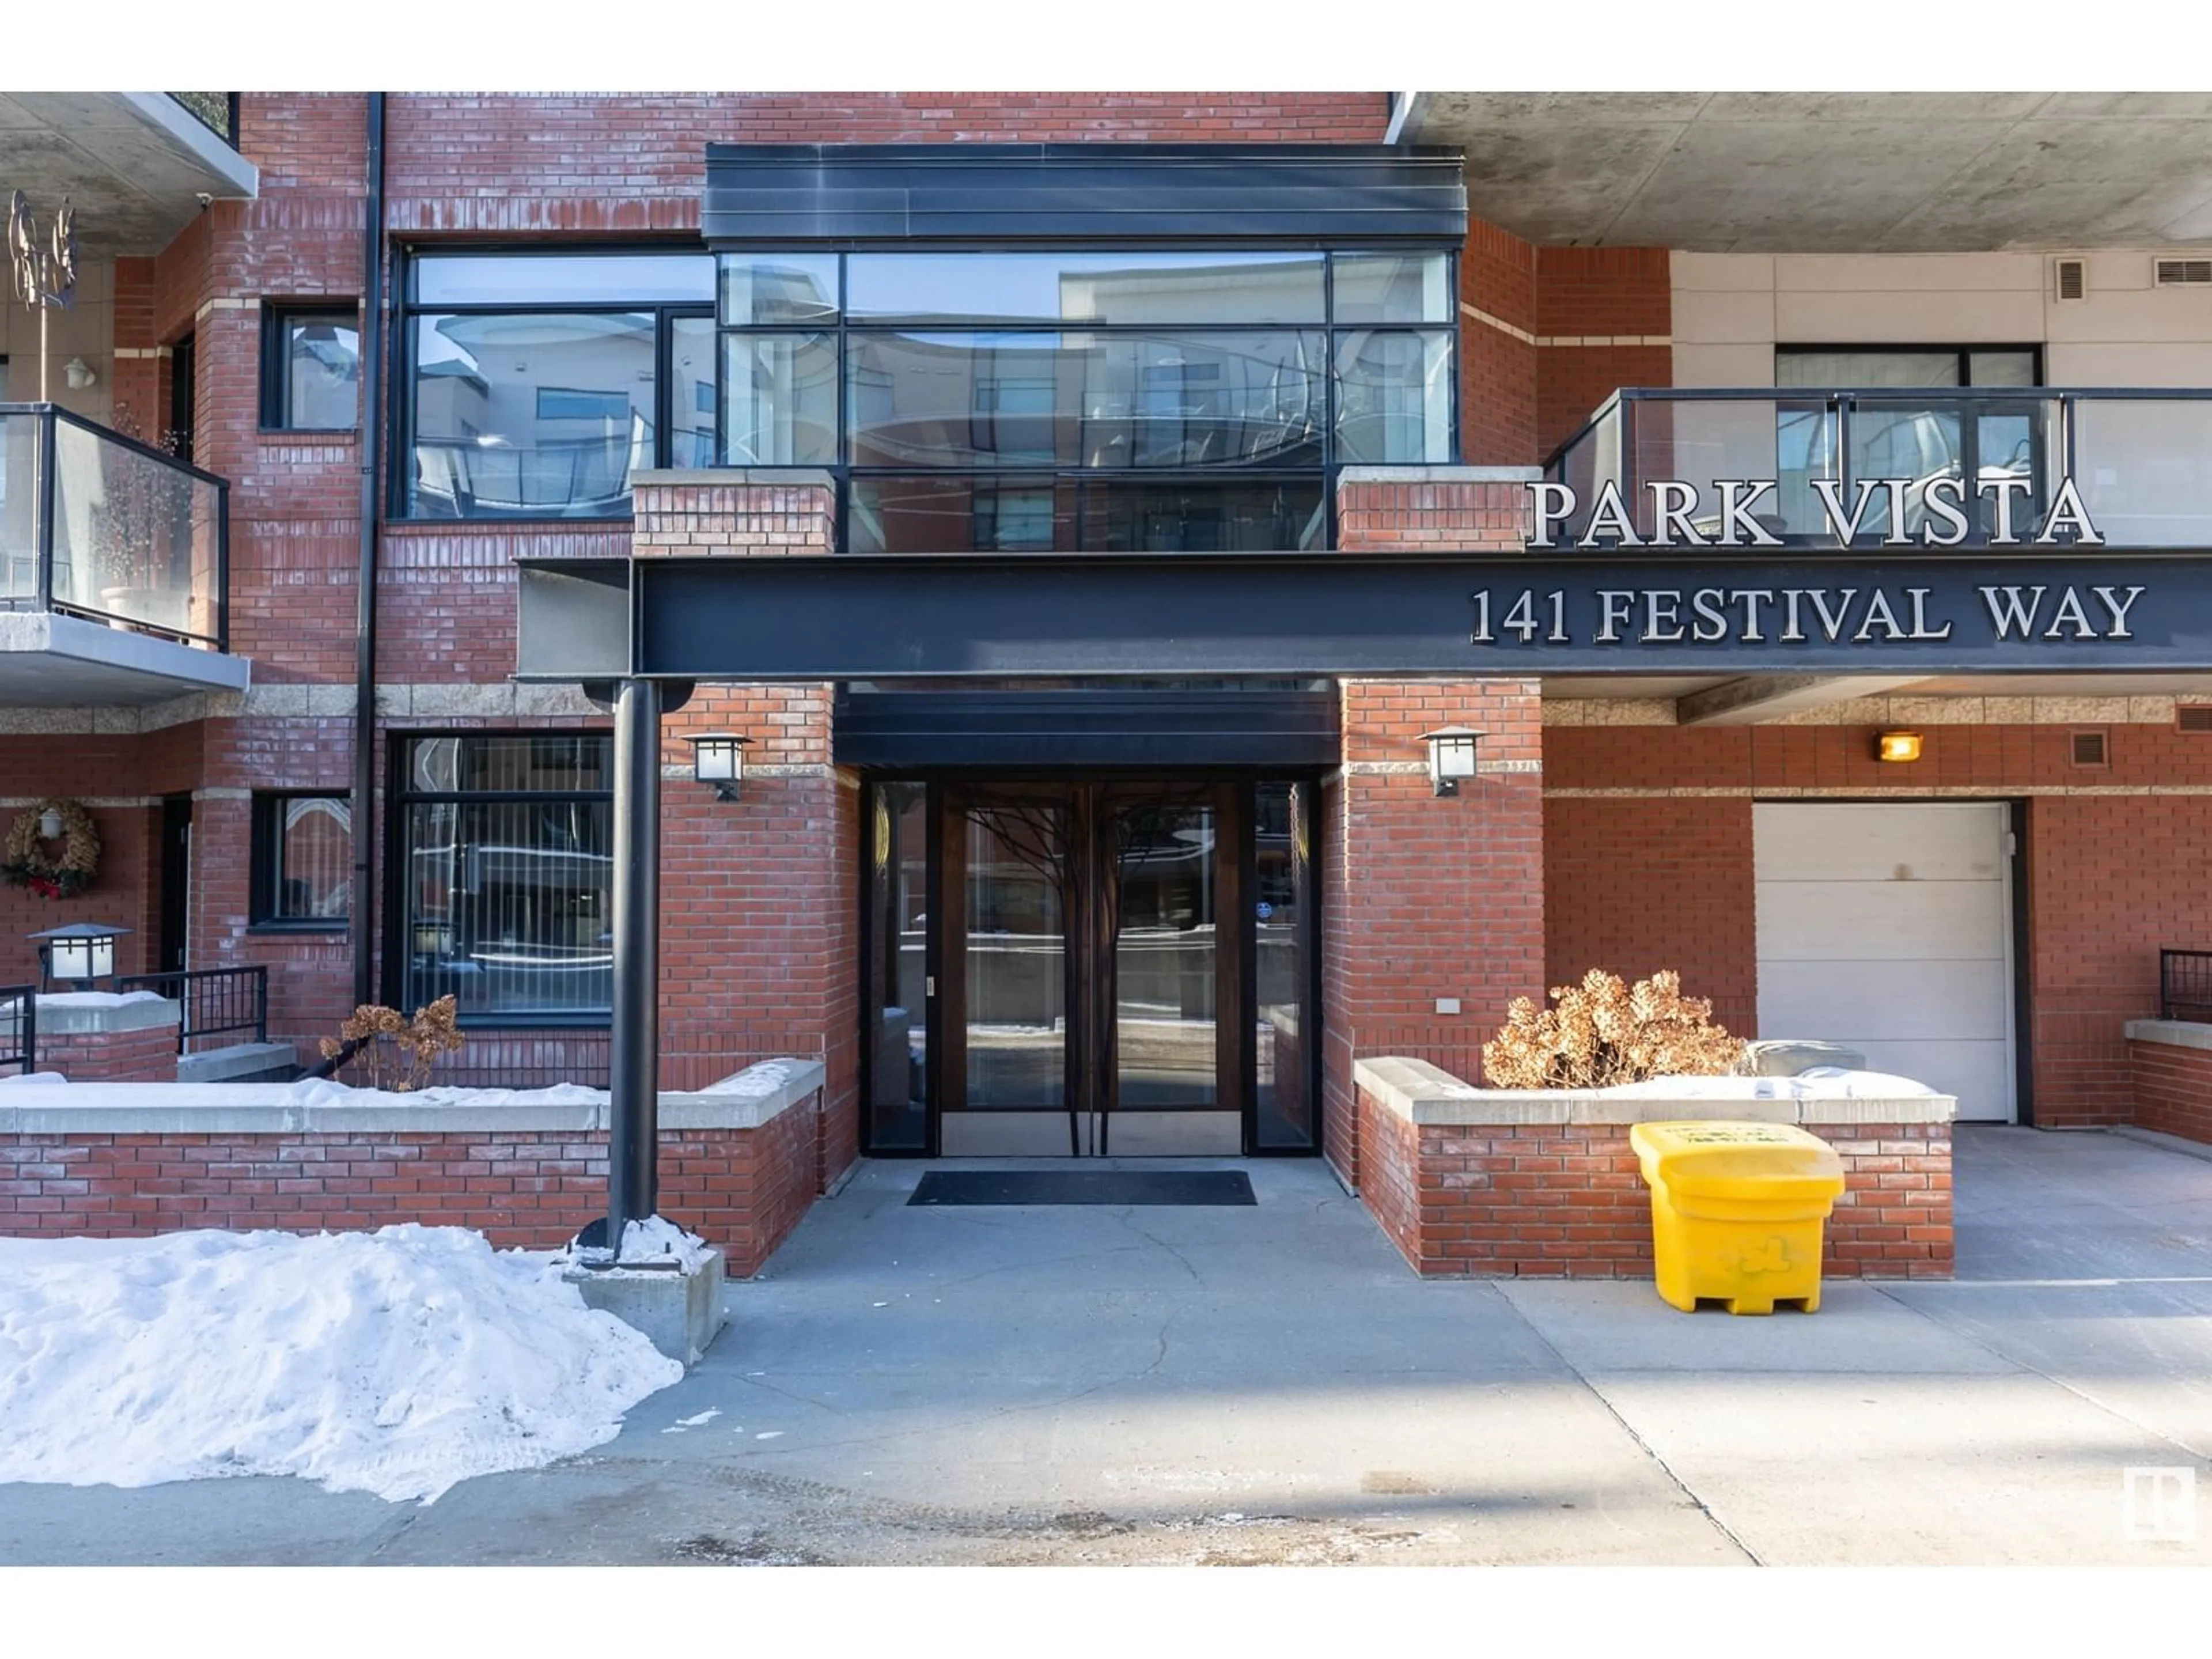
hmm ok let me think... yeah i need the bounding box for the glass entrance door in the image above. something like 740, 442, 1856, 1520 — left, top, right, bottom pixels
933, 781, 1243, 1156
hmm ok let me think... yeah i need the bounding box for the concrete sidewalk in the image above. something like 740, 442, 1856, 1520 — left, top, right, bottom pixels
2, 1127, 2209, 1565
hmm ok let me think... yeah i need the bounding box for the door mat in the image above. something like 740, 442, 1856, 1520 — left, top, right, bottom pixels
908, 1170, 1256, 1207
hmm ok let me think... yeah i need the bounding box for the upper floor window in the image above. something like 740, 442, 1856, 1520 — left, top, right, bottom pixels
262, 304, 361, 431
718, 248, 1456, 552
400, 252, 715, 520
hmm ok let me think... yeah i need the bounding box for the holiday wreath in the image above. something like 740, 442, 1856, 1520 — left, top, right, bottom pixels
2, 798, 101, 899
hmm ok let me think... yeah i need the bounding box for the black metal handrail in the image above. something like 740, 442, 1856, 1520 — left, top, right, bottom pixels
116, 965, 267, 1054
0, 402, 230, 651
165, 94, 240, 148
1540, 385, 2212, 551
0, 983, 35, 1075
2160, 950, 2212, 1022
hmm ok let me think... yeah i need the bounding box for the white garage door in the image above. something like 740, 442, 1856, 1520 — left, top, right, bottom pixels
1754, 802, 2016, 1122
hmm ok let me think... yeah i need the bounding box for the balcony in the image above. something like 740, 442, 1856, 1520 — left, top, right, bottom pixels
1543, 388, 2212, 551
0, 404, 245, 705
0, 93, 257, 257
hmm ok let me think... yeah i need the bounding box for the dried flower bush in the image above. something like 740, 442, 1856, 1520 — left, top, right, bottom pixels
1480, 968, 1748, 1089
317, 995, 465, 1092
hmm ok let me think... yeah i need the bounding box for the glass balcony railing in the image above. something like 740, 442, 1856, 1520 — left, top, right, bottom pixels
1543, 388, 2212, 549
0, 405, 230, 649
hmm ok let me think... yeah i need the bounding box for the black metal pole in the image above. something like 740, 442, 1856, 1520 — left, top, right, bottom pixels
349, 92, 387, 1007
607, 676, 662, 1248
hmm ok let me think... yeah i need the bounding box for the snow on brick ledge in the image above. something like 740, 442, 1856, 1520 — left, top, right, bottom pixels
0, 1058, 826, 1135
1353, 1056, 1957, 1126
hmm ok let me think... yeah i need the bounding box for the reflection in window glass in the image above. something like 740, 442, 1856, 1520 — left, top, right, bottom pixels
846, 331, 1325, 469
866, 782, 929, 1151
409, 313, 654, 517
721, 332, 837, 465
717, 254, 840, 324
399, 736, 613, 1021
1332, 253, 1451, 323
415, 254, 714, 306
278, 313, 360, 430
669, 316, 717, 468
1255, 781, 1315, 1150
1335, 329, 1453, 463
847, 251, 1326, 325
253, 794, 351, 923
850, 475, 1326, 554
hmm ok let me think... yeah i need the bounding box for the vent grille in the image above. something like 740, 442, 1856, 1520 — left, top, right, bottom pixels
2179, 706, 2212, 734
2071, 728, 2110, 768
2054, 257, 2088, 301
2156, 258, 2212, 287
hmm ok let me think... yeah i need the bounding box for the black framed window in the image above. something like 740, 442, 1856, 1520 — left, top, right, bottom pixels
398, 252, 715, 520
391, 734, 612, 1022
719, 248, 1457, 553
251, 792, 352, 928
1775, 346, 2041, 388
262, 305, 361, 431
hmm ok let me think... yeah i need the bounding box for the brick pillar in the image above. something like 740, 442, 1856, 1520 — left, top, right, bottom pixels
1323, 681, 1544, 1186
632, 469, 859, 1194
1324, 466, 1546, 1188
31, 995, 182, 1081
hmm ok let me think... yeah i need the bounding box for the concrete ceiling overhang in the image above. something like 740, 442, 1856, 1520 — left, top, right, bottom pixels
0, 612, 250, 706
0, 93, 257, 259
1392, 92, 2212, 251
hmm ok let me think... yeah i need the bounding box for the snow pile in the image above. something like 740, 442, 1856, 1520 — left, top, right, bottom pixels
1589, 1069, 1942, 1100
282, 1078, 606, 1111
615, 1216, 714, 1271
0, 1225, 681, 1505
21, 990, 170, 1009
699, 1059, 797, 1098
0, 1072, 68, 1088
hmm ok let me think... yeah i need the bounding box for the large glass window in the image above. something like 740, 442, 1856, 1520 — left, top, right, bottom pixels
719, 248, 1455, 551
395, 734, 612, 1021
402, 253, 715, 518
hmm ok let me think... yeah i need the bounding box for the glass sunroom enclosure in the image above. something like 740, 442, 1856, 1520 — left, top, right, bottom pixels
718, 248, 1457, 552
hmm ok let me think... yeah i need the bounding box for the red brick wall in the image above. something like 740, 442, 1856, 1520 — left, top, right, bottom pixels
1544, 719, 2212, 1128
1354, 1089, 1953, 1280
0, 1114, 823, 1277
1323, 680, 1546, 1185
381, 94, 1388, 234
1337, 477, 1530, 549
1533, 245, 1674, 460
1543, 795, 1759, 1036
1459, 218, 1537, 465
35, 1018, 180, 1083
2130, 1037, 2212, 1145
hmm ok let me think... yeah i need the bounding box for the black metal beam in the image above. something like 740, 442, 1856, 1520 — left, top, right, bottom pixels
514, 550, 2212, 683
606, 678, 661, 1246
703, 143, 1467, 245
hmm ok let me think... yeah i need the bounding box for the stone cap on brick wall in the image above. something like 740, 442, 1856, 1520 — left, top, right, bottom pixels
1353, 1056, 1957, 1127
631, 468, 836, 490
0, 1058, 826, 1136
16, 992, 181, 1036
1336, 465, 1541, 484
2124, 1018, 2212, 1052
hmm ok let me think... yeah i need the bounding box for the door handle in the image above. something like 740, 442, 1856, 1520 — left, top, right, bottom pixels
925, 975, 936, 998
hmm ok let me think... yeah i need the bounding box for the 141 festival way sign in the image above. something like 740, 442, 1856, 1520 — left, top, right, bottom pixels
514, 469, 2212, 684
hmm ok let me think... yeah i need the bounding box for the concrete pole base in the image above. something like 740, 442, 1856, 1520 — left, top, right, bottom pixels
564, 1248, 729, 1368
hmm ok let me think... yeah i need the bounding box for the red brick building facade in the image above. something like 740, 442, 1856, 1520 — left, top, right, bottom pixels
6, 90, 2211, 1274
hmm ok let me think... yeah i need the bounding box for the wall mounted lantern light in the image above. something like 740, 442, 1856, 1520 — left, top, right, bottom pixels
1874, 730, 1925, 764
29, 921, 130, 987
37, 806, 63, 839
1420, 726, 1484, 797
685, 732, 752, 802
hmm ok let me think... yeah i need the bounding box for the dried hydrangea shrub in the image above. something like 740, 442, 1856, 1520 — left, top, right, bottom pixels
1479, 968, 1747, 1089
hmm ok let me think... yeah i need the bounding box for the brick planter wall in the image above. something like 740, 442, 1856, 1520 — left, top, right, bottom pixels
1353, 1058, 1956, 1281
2125, 1021, 2212, 1146
0, 1063, 827, 1277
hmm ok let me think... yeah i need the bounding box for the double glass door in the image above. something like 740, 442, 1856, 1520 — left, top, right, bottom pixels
864, 778, 1319, 1157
